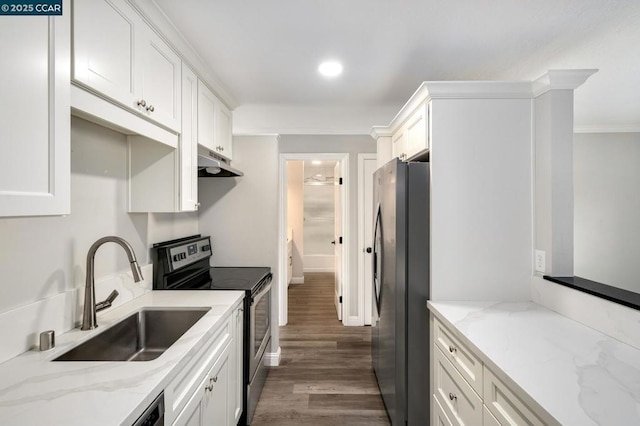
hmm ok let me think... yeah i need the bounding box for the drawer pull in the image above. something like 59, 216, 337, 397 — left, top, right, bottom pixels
449, 392, 457, 401
449, 345, 457, 354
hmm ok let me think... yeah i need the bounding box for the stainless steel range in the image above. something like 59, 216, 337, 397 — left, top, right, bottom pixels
151, 235, 272, 426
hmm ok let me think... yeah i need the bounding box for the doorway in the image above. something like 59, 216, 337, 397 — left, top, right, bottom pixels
278, 153, 349, 326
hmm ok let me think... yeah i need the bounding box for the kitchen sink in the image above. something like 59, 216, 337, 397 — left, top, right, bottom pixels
54, 307, 210, 362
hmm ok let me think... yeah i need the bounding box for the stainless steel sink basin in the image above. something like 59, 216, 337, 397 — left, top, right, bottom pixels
54, 307, 210, 362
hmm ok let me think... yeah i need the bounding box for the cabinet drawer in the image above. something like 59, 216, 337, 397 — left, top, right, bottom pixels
484, 405, 501, 426
434, 346, 482, 426
434, 317, 483, 396
483, 368, 544, 426
432, 394, 454, 426
165, 316, 232, 424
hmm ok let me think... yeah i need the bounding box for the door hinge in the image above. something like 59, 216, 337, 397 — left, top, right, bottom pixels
339, 177, 343, 185
339, 296, 343, 303
339, 236, 343, 244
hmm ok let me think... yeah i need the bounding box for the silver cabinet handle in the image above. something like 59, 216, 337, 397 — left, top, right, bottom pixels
449, 392, 457, 401
146, 105, 155, 112
212, 376, 218, 383
137, 99, 146, 107
449, 345, 457, 354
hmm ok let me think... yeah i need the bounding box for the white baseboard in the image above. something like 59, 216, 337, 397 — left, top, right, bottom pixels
264, 346, 281, 366
303, 267, 335, 273
290, 276, 305, 284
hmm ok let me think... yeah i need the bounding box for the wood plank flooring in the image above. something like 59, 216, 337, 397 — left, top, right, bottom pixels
252, 272, 390, 426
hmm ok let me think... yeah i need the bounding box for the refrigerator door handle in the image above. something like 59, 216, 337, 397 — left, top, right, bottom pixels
373, 203, 383, 316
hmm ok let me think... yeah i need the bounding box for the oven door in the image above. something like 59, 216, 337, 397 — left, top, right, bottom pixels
249, 277, 271, 380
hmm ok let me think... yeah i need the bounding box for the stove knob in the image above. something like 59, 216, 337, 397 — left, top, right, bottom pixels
180, 253, 187, 260
173, 254, 180, 261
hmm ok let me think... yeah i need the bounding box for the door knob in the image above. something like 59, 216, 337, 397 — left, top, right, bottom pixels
366, 247, 372, 253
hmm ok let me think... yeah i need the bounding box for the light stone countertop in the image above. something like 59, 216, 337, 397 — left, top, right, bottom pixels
0, 290, 244, 426
428, 301, 640, 426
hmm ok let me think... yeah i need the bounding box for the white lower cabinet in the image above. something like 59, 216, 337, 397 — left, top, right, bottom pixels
431, 315, 552, 426
173, 342, 231, 426
166, 302, 243, 426
433, 394, 454, 426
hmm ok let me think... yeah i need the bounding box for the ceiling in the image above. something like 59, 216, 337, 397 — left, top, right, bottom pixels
154, 0, 640, 133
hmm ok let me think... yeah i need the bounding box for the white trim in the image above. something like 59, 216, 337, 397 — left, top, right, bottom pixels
532, 69, 598, 98
290, 277, 305, 284
263, 347, 281, 367
278, 153, 350, 327
303, 268, 335, 273
574, 125, 640, 134
357, 153, 377, 327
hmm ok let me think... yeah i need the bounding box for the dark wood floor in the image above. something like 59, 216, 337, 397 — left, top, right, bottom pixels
252, 272, 391, 426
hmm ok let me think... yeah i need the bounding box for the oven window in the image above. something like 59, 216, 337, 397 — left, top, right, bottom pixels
254, 290, 270, 355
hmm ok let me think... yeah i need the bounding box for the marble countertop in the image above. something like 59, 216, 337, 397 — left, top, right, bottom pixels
428, 301, 640, 426
0, 290, 244, 426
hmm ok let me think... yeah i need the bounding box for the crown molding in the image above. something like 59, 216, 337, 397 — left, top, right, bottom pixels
129, 0, 238, 109
532, 69, 598, 98
370, 126, 393, 139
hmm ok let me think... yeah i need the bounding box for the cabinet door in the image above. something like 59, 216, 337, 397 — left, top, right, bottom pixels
180, 64, 198, 211
216, 100, 233, 160
197, 80, 216, 152
0, 2, 70, 216
391, 126, 407, 160
173, 343, 231, 426
406, 102, 429, 159
72, 0, 142, 110
202, 345, 231, 426
139, 28, 181, 132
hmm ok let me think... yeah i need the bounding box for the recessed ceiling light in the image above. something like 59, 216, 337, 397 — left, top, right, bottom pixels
312, 160, 322, 165
318, 61, 343, 77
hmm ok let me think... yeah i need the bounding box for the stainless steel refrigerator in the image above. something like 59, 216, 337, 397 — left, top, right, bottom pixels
372, 158, 430, 425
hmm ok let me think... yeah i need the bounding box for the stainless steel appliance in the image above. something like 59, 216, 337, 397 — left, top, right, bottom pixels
372, 158, 430, 425
132, 392, 164, 426
151, 235, 272, 426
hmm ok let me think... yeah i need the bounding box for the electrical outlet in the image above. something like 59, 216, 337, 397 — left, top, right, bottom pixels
535, 250, 546, 273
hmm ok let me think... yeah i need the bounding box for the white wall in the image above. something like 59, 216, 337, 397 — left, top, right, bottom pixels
286, 161, 304, 281
279, 135, 376, 319
0, 117, 197, 360
198, 135, 280, 353
574, 132, 640, 292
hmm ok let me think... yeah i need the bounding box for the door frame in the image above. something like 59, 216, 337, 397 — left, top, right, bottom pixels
278, 153, 350, 326
358, 153, 377, 326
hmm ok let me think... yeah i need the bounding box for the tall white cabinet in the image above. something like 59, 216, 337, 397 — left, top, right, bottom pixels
0, 1, 70, 217
372, 82, 534, 302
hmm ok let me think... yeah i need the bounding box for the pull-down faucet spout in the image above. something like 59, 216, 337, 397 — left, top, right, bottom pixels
81, 236, 143, 330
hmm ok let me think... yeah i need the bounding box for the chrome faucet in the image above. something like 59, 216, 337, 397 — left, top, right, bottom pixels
81, 236, 143, 330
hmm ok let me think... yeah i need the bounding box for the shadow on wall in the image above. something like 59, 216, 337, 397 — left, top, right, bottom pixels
197, 177, 238, 213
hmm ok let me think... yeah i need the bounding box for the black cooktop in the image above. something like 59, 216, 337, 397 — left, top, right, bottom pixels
209, 267, 271, 291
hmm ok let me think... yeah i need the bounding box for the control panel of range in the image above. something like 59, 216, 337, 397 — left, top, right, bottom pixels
168, 237, 212, 270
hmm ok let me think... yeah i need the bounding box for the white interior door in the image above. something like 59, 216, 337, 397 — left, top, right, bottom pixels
334, 162, 342, 321
361, 157, 377, 325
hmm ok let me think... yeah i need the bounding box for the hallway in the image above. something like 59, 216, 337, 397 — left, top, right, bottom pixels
252, 272, 390, 425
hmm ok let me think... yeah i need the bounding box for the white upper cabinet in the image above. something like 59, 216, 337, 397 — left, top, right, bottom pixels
180, 63, 199, 212
0, 1, 70, 217
72, 0, 140, 110
405, 102, 429, 160
197, 80, 216, 152
72, 0, 181, 132
138, 27, 181, 131
198, 80, 233, 161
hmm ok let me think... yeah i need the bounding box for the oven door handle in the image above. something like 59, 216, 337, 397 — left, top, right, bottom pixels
250, 276, 272, 306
